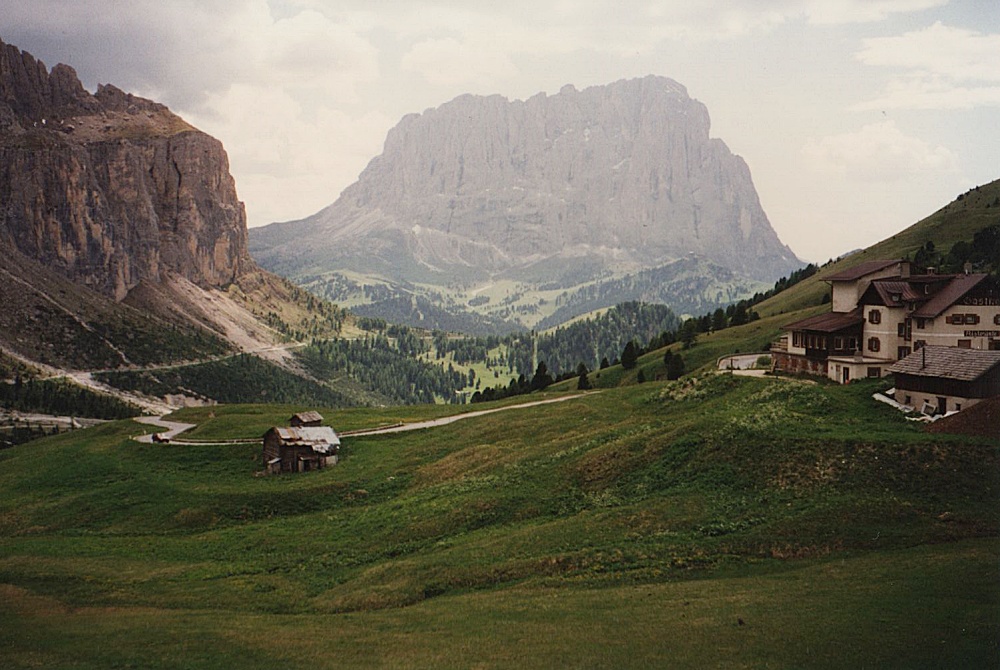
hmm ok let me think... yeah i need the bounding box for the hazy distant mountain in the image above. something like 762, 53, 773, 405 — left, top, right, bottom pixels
250, 76, 800, 330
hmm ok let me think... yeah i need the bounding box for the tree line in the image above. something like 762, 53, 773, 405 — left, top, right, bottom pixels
0, 377, 141, 419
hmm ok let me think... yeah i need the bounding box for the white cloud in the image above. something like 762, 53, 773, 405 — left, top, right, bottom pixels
185, 83, 392, 227
401, 37, 519, 88
802, 121, 959, 180
802, 0, 947, 24
857, 22, 1000, 81
854, 22, 1000, 109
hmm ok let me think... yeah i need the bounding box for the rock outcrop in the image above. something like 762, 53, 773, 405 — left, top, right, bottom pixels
0, 38, 250, 301
251, 76, 799, 284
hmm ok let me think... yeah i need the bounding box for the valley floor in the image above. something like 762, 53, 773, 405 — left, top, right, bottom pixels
2, 539, 995, 669
0, 375, 997, 668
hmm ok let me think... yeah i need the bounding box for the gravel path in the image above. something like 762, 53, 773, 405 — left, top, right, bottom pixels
132, 416, 197, 443
345, 393, 594, 437
131, 393, 595, 444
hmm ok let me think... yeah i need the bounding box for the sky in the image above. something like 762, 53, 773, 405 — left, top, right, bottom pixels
1, 1, 998, 263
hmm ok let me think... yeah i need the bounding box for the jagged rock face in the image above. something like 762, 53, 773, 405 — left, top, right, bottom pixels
0, 39, 250, 301
252, 76, 799, 283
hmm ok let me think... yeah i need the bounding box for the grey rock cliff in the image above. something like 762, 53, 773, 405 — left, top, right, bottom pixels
0, 38, 250, 301
252, 76, 798, 283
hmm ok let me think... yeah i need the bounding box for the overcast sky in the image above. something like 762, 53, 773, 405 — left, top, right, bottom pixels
2, 1, 998, 262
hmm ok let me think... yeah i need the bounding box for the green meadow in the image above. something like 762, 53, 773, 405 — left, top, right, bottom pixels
1, 375, 997, 668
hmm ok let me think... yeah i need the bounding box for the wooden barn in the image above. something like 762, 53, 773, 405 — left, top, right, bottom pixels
289, 411, 324, 427
889, 346, 1000, 415
262, 426, 340, 474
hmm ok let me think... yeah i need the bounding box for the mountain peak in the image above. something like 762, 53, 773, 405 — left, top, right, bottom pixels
0, 38, 250, 301
253, 76, 798, 283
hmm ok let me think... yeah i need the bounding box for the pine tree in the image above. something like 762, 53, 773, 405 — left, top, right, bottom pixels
621, 341, 639, 370
666, 353, 685, 380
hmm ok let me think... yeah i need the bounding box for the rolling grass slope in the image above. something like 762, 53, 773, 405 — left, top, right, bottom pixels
0, 376, 996, 667
755, 179, 1000, 319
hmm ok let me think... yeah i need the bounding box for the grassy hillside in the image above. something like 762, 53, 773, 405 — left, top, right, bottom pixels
0, 244, 231, 370
1, 376, 996, 667
755, 179, 1000, 319
571, 179, 1000, 385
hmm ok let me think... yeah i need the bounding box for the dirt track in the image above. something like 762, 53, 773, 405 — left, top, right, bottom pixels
132, 393, 595, 444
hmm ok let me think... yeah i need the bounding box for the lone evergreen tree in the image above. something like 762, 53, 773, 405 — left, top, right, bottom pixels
666, 353, 685, 380
621, 341, 639, 370
531, 361, 554, 391
679, 320, 699, 349
577, 371, 591, 390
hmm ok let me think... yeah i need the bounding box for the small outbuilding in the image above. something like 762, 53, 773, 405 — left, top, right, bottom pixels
263, 425, 340, 474
289, 411, 324, 427
889, 346, 1000, 415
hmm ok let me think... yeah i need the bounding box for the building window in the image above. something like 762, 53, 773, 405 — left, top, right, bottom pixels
897, 346, 911, 360
868, 309, 881, 324
793, 332, 801, 347
947, 314, 961, 325
964, 313, 980, 325
897, 323, 906, 337
868, 337, 880, 353
834, 336, 843, 350
914, 340, 926, 350
867, 367, 881, 378
957, 339, 972, 349
994, 314, 1000, 326
916, 318, 926, 329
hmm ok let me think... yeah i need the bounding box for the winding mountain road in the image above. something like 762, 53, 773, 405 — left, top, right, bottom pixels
343, 393, 595, 437
131, 392, 595, 444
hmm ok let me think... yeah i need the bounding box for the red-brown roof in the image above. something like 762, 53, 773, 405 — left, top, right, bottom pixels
784, 309, 864, 333
911, 273, 989, 318
889, 346, 1000, 381
825, 259, 904, 282
866, 280, 926, 306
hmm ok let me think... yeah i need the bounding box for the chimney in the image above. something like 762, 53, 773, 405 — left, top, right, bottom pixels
899, 261, 911, 278
926, 267, 936, 275
964, 261, 972, 275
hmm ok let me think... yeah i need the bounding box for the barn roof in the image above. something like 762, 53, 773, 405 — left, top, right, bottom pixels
890, 346, 1000, 382
271, 426, 340, 454
290, 411, 324, 424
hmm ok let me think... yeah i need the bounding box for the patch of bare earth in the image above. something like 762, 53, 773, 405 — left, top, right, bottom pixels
159, 275, 297, 366
924, 397, 1000, 439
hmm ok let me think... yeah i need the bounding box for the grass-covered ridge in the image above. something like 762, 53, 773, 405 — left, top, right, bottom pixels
0, 375, 996, 667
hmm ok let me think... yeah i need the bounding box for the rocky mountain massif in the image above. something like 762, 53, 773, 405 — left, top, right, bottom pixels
251, 77, 801, 332
0, 38, 250, 301
0, 39, 339, 403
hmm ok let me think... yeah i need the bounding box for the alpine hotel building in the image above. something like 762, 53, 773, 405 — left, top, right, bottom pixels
772, 259, 1000, 384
